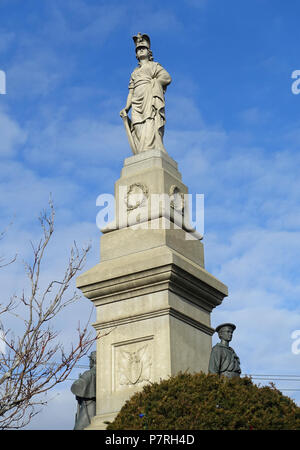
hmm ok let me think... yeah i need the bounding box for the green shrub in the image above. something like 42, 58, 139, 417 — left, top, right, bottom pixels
107, 372, 300, 430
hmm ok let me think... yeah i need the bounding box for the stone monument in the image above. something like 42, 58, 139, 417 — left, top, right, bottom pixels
208, 323, 241, 378
76, 33, 228, 429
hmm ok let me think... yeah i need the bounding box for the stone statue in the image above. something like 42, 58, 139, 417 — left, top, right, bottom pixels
208, 323, 241, 378
120, 33, 172, 155
71, 351, 96, 430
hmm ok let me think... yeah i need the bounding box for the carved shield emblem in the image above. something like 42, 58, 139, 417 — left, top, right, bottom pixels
119, 344, 151, 386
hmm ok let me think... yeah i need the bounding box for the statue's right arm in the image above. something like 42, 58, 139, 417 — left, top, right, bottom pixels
120, 89, 133, 117
208, 346, 220, 374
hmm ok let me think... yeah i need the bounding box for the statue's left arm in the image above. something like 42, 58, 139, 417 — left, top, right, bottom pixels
153, 63, 172, 89
71, 369, 96, 398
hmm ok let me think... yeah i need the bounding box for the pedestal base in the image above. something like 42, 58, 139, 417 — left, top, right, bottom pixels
76, 150, 228, 430
77, 246, 227, 429
84, 412, 118, 430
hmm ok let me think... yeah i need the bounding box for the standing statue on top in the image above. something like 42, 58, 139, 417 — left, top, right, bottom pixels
120, 33, 172, 155
208, 323, 241, 378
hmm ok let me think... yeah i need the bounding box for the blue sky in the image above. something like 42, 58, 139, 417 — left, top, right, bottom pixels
1, 0, 300, 429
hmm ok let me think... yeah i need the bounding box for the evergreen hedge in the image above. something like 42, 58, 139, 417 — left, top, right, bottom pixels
107, 372, 300, 430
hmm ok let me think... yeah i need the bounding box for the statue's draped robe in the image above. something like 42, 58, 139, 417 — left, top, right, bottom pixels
71, 367, 96, 430
208, 343, 241, 378
129, 61, 171, 153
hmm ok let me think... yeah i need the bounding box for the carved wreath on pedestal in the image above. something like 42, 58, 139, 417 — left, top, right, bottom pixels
125, 183, 149, 211
169, 185, 185, 213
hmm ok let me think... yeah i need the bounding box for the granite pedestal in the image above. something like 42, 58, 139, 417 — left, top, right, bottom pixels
76, 151, 228, 429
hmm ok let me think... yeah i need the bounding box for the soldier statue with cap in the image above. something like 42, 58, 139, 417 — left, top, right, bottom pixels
71, 351, 96, 430
120, 32, 172, 154
208, 323, 241, 378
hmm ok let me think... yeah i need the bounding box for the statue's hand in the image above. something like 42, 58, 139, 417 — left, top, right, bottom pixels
120, 108, 127, 118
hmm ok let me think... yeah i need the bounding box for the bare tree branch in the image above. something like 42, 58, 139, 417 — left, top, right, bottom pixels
0, 200, 97, 429
0, 223, 17, 269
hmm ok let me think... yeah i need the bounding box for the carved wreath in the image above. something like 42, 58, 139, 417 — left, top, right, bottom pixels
169, 185, 185, 212
125, 183, 149, 211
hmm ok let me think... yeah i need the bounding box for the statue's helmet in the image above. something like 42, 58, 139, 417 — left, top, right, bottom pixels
215, 323, 236, 333
133, 32, 151, 52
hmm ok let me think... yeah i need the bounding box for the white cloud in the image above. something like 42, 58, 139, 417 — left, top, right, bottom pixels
239, 107, 272, 125
0, 29, 15, 54
167, 95, 205, 130
7, 50, 63, 98
0, 212, 98, 431
207, 224, 300, 404
44, 0, 127, 46
23, 387, 76, 430
0, 107, 27, 157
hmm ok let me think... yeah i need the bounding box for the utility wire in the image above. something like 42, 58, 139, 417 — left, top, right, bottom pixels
2, 363, 300, 392
39, 363, 300, 378
243, 374, 300, 378
57, 378, 300, 392
66, 367, 300, 392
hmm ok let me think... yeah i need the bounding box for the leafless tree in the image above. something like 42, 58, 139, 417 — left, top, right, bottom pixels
0, 224, 16, 269
0, 200, 96, 429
